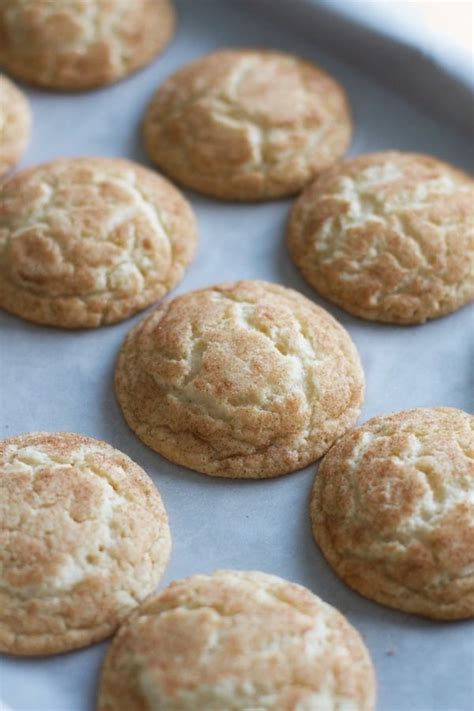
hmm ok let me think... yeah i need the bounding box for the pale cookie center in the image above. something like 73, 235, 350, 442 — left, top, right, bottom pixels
3, 446, 134, 599
313, 164, 467, 254
3, 170, 172, 300
157, 56, 334, 179
129, 595, 359, 711
5, 0, 131, 65
150, 296, 326, 448
341, 426, 474, 579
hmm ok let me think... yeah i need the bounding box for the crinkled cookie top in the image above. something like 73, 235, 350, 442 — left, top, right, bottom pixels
99, 570, 376, 711
312, 407, 474, 619
0, 157, 197, 327
288, 152, 474, 323
115, 280, 364, 478
144, 49, 352, 200
0, 0, 176, 89
0, 432, 171, 655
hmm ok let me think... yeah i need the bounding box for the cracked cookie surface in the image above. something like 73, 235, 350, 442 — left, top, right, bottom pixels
0, 75, 30, 178
0, 157, 197, 328
0, 0, 176, 90
98, 570, 376, 711
143, 49, 352, 200
288, 152, 474, 324
0, 431, 171, 655
311, 407, 474, 619
115, 280, 364, 478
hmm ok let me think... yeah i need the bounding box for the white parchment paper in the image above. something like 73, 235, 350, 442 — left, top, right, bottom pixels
1, 1, 473, 709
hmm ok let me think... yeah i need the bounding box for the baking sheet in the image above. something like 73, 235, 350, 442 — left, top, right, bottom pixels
1, 0, 473, 709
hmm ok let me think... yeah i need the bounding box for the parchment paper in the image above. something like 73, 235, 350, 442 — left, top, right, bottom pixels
1, 1, 473, 709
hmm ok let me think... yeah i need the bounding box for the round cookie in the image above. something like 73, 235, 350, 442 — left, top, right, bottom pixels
311, 407, 474, 620
143, 49, 352, 201
98, 570, 376, 710
0, 75, 31, 179
0, 432, 171, 655
0, 157, 197, 328
115, 280, 364, 478
288, 152, 474, 324
0, 0, 176, 91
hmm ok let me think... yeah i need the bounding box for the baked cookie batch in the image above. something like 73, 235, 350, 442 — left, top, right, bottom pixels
1, 1, 473, 709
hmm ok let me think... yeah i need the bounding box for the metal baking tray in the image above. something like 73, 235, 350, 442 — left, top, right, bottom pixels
1, 0, 473, 709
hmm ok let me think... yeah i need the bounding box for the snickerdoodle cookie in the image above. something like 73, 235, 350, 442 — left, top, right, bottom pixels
311, 407, 474, 620
0, 75, 30, 179
0, 432, 171, 655
143, 49, 352, 200
98, 570, 376, 711
0, 157, 197, 328
115, 280, 364, 478
288, 152, 474, 324
0, 0, 176, 91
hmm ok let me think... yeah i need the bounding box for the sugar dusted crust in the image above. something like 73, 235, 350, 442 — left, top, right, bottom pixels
115, 280, 364, 478
0, 0, 176, 90
0, 75, 30, 178
288, 152, 474, 324
311, 407, 474, 619
0, 157, 197, 328
144, 49, 352, 200
98, 570, 376, 710
0, 432, 171, 655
